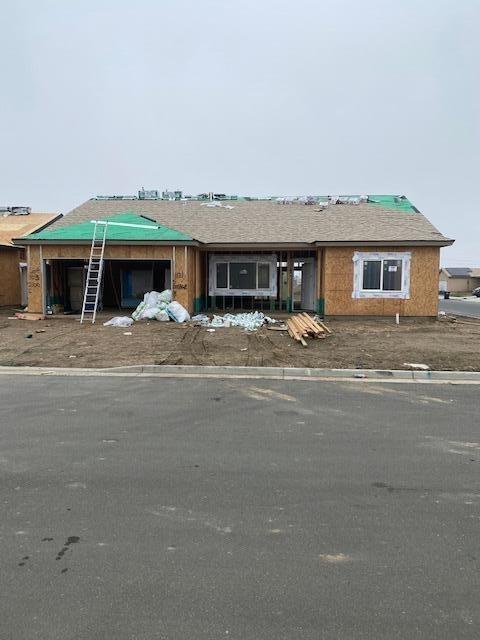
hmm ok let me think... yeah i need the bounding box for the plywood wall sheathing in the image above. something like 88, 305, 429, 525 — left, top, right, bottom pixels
0, 248, 22, 306
324, 246, 440, 317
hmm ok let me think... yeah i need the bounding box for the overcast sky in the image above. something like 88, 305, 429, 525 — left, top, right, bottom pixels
1, 0, 478, 265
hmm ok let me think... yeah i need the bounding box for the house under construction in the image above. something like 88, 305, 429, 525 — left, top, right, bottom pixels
15, 190, 453, 318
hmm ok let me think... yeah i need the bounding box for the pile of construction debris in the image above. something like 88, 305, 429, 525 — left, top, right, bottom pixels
286, 313, 332, 346
191, 311, 276, 332
104, 290, 191, 327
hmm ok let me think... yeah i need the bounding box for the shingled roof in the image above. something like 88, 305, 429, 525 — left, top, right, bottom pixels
18, 195, 452, 246
443, 267, 472, 277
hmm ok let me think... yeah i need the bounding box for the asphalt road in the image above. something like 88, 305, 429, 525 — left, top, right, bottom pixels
439, 297, 480, 318
1, 376, 479, 640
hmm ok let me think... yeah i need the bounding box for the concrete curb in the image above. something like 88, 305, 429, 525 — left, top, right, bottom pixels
0, 364, 479, 383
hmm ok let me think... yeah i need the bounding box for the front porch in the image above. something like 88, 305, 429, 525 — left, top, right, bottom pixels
200, 249, 324, 315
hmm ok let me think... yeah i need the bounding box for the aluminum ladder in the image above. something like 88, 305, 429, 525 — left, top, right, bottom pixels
80, 221, 107, 324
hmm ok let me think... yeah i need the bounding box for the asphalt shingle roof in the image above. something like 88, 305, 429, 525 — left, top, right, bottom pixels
445, 267, 472, 277
19, 196, 452, 246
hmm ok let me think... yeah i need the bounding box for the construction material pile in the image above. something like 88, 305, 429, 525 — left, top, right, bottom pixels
131, 290, 173, 322
104, 290, 191, 327
287, 313, 332, 346
191, 311, 277, 332
131, 290, 191, 323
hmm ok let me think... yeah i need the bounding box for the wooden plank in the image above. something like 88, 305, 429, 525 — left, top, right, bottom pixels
14, 312, 45, 321
291, 316, 309, 336
300, 313, 323, 334
286, 318, 300, 339
287, 318, 304, 340
316, 319, 332, 334
302, 318, 324, 339
290, 315, 307, 333
287, 317, 308, 347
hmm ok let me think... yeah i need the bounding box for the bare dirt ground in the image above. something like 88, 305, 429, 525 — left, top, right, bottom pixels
1, 309, 479, 371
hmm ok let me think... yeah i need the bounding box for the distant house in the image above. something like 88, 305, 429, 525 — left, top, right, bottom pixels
0, 209, 60, 307
439, 267, 480, 294
16, 192, 453, 317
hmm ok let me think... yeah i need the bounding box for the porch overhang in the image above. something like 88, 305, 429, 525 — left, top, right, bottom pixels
313, 239, 454, 247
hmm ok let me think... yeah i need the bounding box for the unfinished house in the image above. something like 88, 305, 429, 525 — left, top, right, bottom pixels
0, 208, 60, 308
439, 267, 480, 295
16, 192, 453, 318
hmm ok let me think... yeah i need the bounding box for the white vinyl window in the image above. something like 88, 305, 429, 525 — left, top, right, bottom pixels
352, 252, 411, 299
209, 254, 277, 296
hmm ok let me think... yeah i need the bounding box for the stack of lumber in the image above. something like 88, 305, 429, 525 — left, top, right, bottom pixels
286, 313, 331, 347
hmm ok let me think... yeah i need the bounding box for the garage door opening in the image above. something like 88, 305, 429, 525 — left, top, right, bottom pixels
45, 259, 171, 313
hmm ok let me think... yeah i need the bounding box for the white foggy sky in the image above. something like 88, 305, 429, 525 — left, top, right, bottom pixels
1, 0, 479, 265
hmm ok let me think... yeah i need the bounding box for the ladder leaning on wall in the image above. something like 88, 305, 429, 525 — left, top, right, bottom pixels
80, 221, 108, 324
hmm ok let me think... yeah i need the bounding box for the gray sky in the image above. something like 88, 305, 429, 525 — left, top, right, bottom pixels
1, 0, 479, 265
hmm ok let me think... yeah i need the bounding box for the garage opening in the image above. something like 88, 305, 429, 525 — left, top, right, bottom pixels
45, 259, 171, 313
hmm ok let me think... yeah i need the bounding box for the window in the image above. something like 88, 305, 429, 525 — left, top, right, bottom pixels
209, 255, 277, 296
382, 259, 402, 291
362, 258, 402, 291
216, 263, 228, 288
363, 260, 382, 290
229, 262, 257, 289
352, 252, 411, 299
257, 263, 270, 288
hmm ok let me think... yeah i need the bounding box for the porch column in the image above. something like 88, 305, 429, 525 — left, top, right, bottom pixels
27, 245, 45, 314
194, 249, 203, 313
286, 252, 293, 312
172, 245, 195, 313
316, 247, 325, 316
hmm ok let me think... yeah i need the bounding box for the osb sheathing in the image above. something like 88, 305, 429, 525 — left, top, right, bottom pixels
324, 246, 440, 316
27, 243, 200, 313
41, 245, 174, 261
27, 245, 44, 313
0, 248, 22, 306
172, 246, 196, 311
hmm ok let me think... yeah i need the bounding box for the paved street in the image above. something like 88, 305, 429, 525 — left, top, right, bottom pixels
1, 376, 479, 639
439, 297, 480, 318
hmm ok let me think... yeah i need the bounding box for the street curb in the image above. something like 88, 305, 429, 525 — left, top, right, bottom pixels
0, 364, 479, 383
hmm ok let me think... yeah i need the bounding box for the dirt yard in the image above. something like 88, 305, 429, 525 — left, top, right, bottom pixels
1, 309, 479, 371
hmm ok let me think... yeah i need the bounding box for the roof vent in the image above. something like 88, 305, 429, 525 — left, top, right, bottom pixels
96, 195, 136, 200
138, 188, 160, 200
162, 190, 182, 200
0, 206, 31, 215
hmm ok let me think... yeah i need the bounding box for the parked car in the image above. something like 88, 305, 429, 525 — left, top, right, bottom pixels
473, 286, 480, 298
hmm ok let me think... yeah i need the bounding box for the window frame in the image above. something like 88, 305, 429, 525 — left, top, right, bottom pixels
352, 251, 411, 299
208, 254, 277, 296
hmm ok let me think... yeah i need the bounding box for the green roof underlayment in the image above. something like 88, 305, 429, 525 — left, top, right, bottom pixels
366, 195, 416, 212
23, 212, 192, 242
312, 195, 416, 212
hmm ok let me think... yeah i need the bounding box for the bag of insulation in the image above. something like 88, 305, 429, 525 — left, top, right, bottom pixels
103, 316, 134, 327
166, 301, 190, 323
158, 289, 172, 304
132, 290, 171, 321
155, 310, 170, 322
